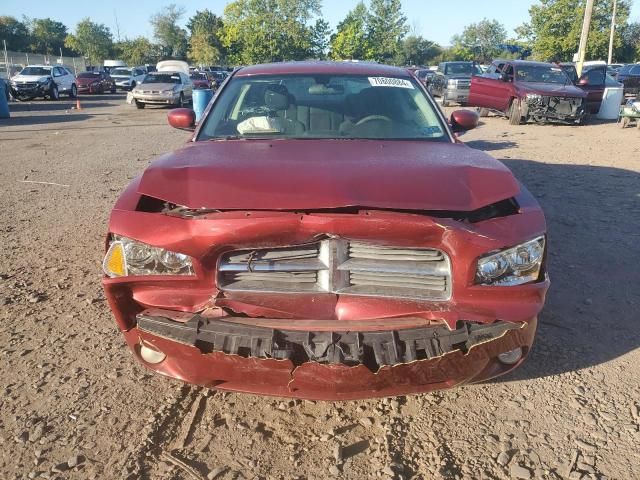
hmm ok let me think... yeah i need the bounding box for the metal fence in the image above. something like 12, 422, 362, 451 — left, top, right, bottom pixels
2, 50, 86, 75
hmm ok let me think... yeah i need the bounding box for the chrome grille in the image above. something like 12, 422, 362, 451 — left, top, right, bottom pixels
217, 239, 451, 300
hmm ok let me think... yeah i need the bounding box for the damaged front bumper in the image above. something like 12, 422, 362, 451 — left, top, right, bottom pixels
125, 309, 537, 400
523, 95, 586, 123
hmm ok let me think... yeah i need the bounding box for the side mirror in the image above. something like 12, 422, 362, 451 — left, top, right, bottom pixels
450, 109, 479, 133
168, 108, 196, 131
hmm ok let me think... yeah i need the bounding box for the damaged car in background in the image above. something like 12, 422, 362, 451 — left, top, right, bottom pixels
468, 60, 588, 124
102, 61, 549, 400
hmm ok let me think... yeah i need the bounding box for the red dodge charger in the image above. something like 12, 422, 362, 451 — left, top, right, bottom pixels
102, 61, 549, 400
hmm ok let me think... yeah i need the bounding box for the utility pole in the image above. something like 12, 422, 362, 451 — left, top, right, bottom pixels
576, 0, 595, 77
608, 0, 617, 64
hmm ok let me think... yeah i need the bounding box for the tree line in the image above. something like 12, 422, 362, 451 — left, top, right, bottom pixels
1, 0, 639, 67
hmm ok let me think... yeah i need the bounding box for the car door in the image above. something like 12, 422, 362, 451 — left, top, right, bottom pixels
577, 67, 606, 113
433, 63, 445, 96
468, 62, 505, 110
52, 67, 64, 91
181, 73, 193, 100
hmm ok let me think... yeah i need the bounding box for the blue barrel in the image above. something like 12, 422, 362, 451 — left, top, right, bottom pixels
0, 81, 9, 119
192, 88, 213, 122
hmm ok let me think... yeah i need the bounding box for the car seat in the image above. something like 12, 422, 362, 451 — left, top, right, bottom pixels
264, 84, 306, 135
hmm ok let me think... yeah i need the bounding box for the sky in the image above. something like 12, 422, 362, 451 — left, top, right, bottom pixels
2, 0, 640, 46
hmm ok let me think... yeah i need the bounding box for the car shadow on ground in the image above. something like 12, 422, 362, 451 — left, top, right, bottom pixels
463, 139, 518, 150
9, 100, 119, 112
0, 113, 94, 126
488, 159, 640, 383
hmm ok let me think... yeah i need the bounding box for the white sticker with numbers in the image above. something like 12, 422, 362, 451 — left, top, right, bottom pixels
368, 77, 414, 89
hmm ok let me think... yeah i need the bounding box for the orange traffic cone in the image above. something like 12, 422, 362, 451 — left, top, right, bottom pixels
76, 96, 82, 110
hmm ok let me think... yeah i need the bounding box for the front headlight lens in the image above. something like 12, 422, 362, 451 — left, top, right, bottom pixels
476, 236, 545, 286
162, 89, 173, 94
103, 235, 194, 277
526, 93, 542, 103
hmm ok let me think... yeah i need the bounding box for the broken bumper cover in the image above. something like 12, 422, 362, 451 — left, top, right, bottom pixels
125, 310, 537, 400
523, 96, 586, 123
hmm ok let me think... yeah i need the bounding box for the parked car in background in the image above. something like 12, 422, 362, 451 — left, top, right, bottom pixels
190, 72, 211, 89
131, 67, 193, 108
10, 65, 77, 101
76, 71, 116, 94
469, 60, 587, 124
102, 61, 549, 400
616, 64, 640, 96
103, 60, 126, 74
414, 68, 435, 90
430, 61, 483, 106
110, 66, 146, 91
207, 70, 229, 89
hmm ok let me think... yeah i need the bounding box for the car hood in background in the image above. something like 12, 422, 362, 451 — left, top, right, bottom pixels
136, 82, 177, 92
12, 74, 50, 83
519, 82, 587, 97
137, 140, 520, 212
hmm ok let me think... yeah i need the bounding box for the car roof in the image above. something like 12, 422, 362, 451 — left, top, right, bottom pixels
235, 61, 412, 78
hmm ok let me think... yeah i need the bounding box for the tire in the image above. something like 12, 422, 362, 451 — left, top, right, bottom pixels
110, 84, 116, 94
130, 81, 136, 91
478, 108, 490, 117
135, 100, 145, 109
48, 83, 59, 101
177, 93, 184, 107
508, 99, 522, 125
69, 84, 77, 98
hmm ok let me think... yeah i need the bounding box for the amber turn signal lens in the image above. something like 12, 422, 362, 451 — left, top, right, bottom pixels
102, 241, 127, 277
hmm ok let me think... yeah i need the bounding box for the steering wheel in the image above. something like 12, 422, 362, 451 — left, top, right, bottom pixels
355, 115, 392, 126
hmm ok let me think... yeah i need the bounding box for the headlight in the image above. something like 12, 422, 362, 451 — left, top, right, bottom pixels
475, 236, 545, 286
161, 89, 173, 94
38, 78, 49, 85
526, 93, 542, 103
103, 235, 194, 277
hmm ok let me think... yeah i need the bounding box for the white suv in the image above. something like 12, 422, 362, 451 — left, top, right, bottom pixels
10, 65, 77, 100
109, 66, 147, 91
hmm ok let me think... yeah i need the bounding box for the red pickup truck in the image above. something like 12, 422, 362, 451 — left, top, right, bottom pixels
469, 60, 588, 125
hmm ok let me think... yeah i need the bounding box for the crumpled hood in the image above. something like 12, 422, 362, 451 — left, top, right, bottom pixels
519, 82, 587, 98
137, 140, 520, 212
12, 74, 50, 83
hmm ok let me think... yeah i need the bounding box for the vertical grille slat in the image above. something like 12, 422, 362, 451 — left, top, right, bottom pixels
217, 239, 451, 300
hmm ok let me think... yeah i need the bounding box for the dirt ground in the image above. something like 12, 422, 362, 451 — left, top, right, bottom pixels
0, 94, 639, 480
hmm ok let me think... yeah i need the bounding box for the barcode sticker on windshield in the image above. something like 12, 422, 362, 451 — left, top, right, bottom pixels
368, 77, 414, 89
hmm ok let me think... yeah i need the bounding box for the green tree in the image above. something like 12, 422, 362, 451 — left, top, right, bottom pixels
395, 35, 441, 65
366, 0, 408, 63
187, 10, 225, 65
0, 16, 29, 51
329, 2, 372, 60
221, 0, 322, 64
309, 19, 331, 59
451, 18, 507, 63
27, 18, 69, 55
150, 4, 188, 58
517, 0, 631, 61
114, 37, 158, 65
64, 18, 113, 65
619, 22, 640, 62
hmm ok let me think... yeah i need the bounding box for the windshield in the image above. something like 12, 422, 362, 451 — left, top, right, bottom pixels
445, 63, 482, 75
516, 65, 570, 84
20, 66, 51, 76
111, 68, 131, 76
142, 73, 181, 84
78, 72, 100, 79
197, 74, 447, 141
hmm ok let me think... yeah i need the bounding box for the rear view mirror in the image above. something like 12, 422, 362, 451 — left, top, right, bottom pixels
450, 109, 479, 133
167, 108, 196, 131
